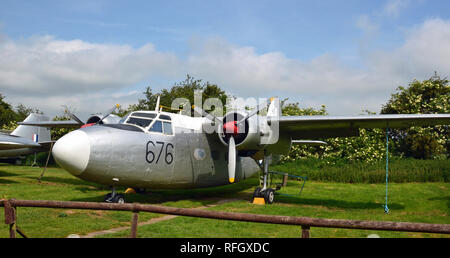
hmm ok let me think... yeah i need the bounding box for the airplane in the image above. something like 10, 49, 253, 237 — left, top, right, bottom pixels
0, 113, 53, 159
0, 110, 121, 162
20, 97, 450, 204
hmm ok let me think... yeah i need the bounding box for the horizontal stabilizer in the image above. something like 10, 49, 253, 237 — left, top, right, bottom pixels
0, 140, 41, 150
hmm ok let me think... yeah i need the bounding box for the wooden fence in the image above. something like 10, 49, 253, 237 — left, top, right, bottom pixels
1, 199, 449, 238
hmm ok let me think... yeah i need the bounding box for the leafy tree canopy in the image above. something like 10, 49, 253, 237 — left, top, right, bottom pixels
125, 74, 229, 116
381, 73, 449, 159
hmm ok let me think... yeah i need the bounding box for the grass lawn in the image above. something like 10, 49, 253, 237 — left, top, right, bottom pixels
0, 163, 449, 238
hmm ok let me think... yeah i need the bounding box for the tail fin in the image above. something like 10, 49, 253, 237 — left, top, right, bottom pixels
11, 114, 51, 143
267, 97, 281, 117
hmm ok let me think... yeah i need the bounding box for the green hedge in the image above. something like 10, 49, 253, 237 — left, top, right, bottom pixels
271, 158, 449, 183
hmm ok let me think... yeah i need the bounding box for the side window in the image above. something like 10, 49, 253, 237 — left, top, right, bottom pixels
149, 120, 163, 133
163, 121, 173, 135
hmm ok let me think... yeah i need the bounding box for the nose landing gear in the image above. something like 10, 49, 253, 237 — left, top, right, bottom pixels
104, 186, 126, 204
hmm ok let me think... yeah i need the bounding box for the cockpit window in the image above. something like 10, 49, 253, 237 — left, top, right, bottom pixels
126, 117, 153, 128
163, 121, 173, 135
132, 112, 157, 119
149, 120, 163, 133
123, 112, 173, 135
159, 114, 171, 121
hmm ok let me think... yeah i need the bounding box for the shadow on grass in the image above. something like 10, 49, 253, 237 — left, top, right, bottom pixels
275, 194, 405, 210
0, 170, 20, 177
70, 179, 258, 206
0, 170, 20, 184
0, 178, 18, 184
35, 176, 102, 187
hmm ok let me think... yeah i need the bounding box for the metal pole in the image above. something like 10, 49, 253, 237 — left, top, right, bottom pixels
384, 127, 389, 213
38, 141, 54, 182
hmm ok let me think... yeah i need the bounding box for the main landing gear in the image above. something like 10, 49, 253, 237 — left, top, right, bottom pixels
252, 154, 275, 205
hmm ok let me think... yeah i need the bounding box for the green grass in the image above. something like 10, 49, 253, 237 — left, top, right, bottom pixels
0, 163, 449, 238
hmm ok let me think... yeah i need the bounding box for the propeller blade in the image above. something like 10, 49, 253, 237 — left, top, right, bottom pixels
98, 104, 120, 124
63, 106, 84, 125
237, 98, 270, 126
228, 136, 236, 183
193, 105, 223, 125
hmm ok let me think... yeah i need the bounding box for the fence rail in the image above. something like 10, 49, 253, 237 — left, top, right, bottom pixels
1, 199, 450, 238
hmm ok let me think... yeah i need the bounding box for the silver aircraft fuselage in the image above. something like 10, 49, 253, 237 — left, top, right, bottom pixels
52, 111, 260, 189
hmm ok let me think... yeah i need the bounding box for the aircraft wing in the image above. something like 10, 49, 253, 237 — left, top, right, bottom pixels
277, 114, 450, 139
17, 120, 81, 128
0, 134, 42, 150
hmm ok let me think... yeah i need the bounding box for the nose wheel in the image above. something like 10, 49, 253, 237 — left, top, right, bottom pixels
104, 187, 126, 203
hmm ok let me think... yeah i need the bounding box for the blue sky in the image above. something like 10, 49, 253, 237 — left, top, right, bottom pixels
1, 0, 449, 118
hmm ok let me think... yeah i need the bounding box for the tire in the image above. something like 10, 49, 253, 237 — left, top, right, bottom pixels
113, 194, 126, 204
104, 193, 113, 202
264, 188, 275, 204
253, 187, 262, 198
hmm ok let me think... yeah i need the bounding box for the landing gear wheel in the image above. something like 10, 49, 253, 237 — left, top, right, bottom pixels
104, 193, 126, 203
104, 193, 113, 202
253, 187, 262, 198
263, 188, 275, 204
112, 194, 126, 204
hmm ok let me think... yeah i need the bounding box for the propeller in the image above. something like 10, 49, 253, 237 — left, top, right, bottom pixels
63, 104, 119, 128
195, 98, 272, 184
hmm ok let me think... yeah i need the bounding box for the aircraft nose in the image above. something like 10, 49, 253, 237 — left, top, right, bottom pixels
52, 130, 90, 176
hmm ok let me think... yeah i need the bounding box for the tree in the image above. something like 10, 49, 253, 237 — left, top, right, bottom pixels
0, 93, 17, 128
381, 73, 449, 159
281, 103, 387, 163
127, 74, 229, 115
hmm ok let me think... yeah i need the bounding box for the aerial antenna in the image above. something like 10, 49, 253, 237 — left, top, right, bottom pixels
155, 95, 160, 112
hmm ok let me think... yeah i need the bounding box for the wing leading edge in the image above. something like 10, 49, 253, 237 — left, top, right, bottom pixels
277, 114, 450, 139
17, 120, 81, 128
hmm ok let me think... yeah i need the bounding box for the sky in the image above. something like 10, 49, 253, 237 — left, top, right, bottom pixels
1, 0, 450, 119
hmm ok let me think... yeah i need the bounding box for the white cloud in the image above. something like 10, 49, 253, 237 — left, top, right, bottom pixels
0, 35, 180, 96
0, 35, 182, 118
0, 17, 449, 118
366, 18, 450, 83
383, 0, 411, 18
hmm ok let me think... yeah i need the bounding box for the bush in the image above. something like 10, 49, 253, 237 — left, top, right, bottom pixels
271, 158, 449, 183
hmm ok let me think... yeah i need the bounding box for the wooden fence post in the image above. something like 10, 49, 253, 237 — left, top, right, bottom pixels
4, 200, 16, 238
130, 208, 139, 238
301, 225, 310, 238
